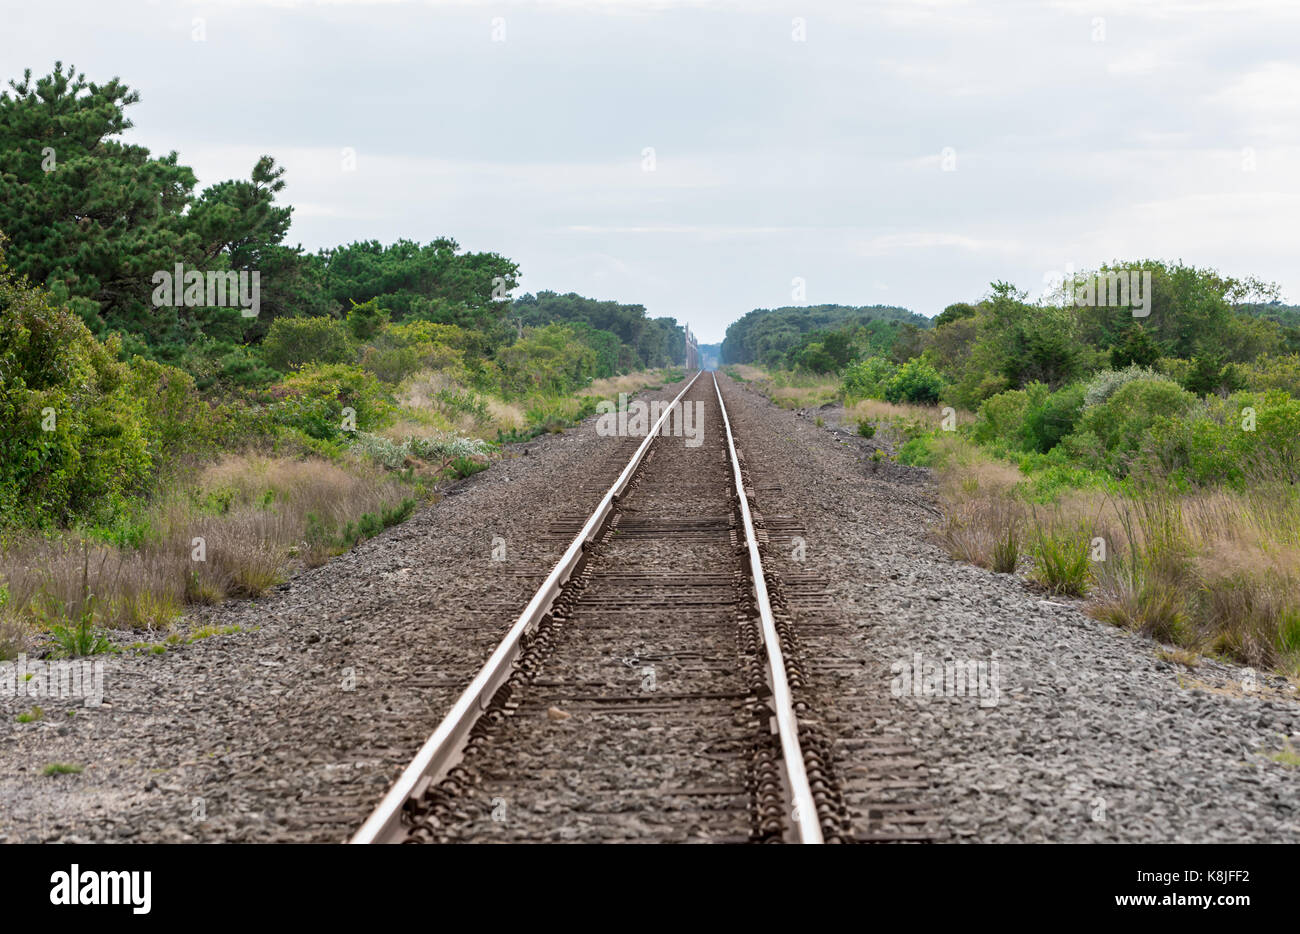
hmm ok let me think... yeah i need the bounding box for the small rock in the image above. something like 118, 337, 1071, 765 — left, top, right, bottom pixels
546, 706, 571, 722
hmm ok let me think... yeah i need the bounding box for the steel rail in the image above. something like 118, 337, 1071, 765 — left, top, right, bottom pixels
351, 369, 704, 844
711, 371, 823, 844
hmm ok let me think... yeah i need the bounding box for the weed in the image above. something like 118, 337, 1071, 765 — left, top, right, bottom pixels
1271, 738, 1300, 768
1030, 522, 1091, 596
43, 763, 83, 776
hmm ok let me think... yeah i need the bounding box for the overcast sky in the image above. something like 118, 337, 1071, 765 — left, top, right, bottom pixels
5, 0, 1299, 341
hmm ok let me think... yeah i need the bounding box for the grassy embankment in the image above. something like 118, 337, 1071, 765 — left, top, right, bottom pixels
730, 362, 1300, 679
0, 286, 683, 660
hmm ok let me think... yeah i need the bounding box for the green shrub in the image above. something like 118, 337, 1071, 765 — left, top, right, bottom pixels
885, 358, 944, 404
497, 324, 600, 396
973, 385, 1038, 450
1082, 365, 1165, 408
360, 344, 422, 385
1227, 390, 1300, 481
345, 299, 390, 341
126, 356, 214, 461
842, 357, 896, 400
271, 364, 393, 440
262, 317, 353, 372
1075, 377, 1197, 472
1024, 383, 1085, 453
0, 269, 153, 527
897, 435, 934, 466
450, 456, 488, 479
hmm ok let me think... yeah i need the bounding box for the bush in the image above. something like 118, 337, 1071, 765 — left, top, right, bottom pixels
360, 344, 423, 385
350, 432, 490, 469
1182, 354, 1245, 397
1082, 365, 1165, 408
897, 435, 934, 466
1023, 382, 1085, 453
885, 358, 944, 404
496, 324, 599, 396
842, 357, 896, 400
126, 356, 214, 462
973, 385, 1039, 450
345, 299, 390, 341
0, 269, 153, 527
270, 364, 393, 441
262, 317, 353, 372
1075, 377, 1197, 472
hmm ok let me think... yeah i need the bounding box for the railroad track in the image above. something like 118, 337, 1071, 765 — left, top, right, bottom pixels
352, 371, 848, 843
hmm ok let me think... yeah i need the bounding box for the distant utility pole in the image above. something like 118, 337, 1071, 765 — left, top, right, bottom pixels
684, 324, 699, 370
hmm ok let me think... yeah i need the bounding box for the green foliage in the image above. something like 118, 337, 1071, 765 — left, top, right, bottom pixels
496, 324, 600, 396
1082, 365, 1166, 407
262, 316, 353, 372
842, 356, 897, 400
345, 298, 389, 341
721, 304, 927, 367
317, 238, 518, 331
787, 329, 856, 373
1023, 383, 1085, 453
857, 419, 876, 438
338, 498, 417, 548
1031, 525, 1091, 596
512, 291, 685, 369
885, 358, 944, 404
270, 363, 392, 441
974, 385, 1039, 450
1077, 378, 1197, 472
43, 763, 83, 776
0, 265, 154, 527
0, 65, 324, 355
1181, 353, 1245, 397
897, 435, 934, 466
49, 603, 112, 658
1239, 353, 1300, 397
934, 302, 978, 328
1109, 323, 1162, 369
450, 456, 488, 479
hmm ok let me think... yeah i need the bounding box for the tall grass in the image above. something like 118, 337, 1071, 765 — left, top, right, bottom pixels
0, 455, 420, 654
932, 441, 1300, 674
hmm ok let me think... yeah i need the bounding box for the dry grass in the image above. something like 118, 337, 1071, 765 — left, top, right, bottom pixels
931, 439, 1300, 674
0, 454, 417, 644
398, 369, 529, 436
1155, 645, 1200, 668
723, 364, 766, 382
0, 537, 187, 634
846, 398, 975, 429
937, 494, 1025, 572
579, 369, 681, 400
769, 374, 841, 410
0, 612, 28, 660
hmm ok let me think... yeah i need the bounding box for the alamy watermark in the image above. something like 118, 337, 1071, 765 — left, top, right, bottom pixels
151, 264, 260, 318
2, 655, 105, 707
890, 652, 1000, 708
595, 393, 704, 447
1044, 264, 1153, 317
